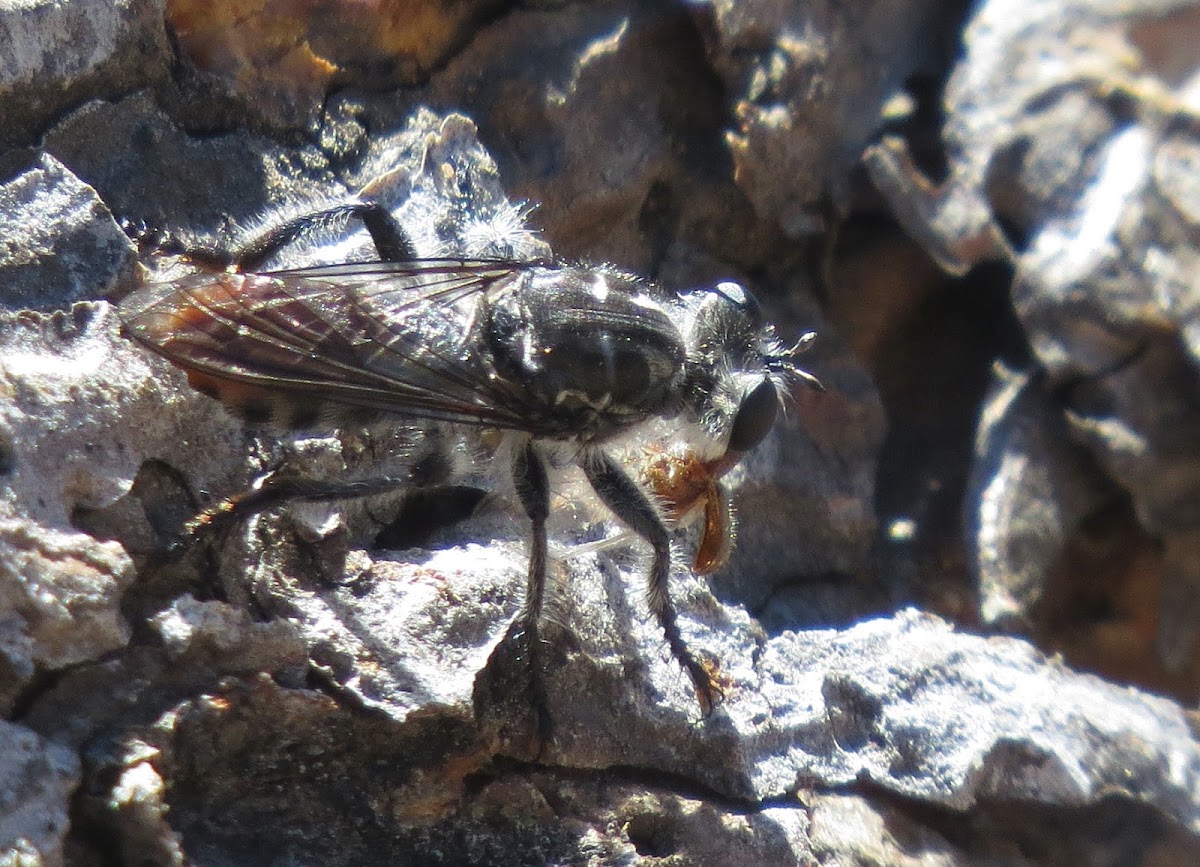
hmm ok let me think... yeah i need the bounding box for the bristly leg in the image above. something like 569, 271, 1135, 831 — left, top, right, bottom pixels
172, 473, 417, 556
506, 441, 554, 753
124, 200, 418, 270
233, 201, 417, 270
582, 448, 722, 714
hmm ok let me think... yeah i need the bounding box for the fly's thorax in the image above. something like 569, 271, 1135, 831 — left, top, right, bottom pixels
483, 265, 687, 439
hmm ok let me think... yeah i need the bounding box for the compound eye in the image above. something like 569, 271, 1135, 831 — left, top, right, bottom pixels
712, 280, 762, 324
727, 378, 778, 452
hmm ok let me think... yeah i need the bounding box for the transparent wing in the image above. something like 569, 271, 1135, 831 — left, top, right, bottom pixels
118, 259, 543, 430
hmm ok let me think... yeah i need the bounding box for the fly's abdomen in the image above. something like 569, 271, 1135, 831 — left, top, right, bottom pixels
119, 270, 396, 431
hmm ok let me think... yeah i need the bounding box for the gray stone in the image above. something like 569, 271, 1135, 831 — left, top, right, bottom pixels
965, 365, 1118, 631
0, 153, 136, 310
43, 92, 347, 246
0, 0, 168, 148
0, 299, 253, 713
695, 0, 948, 235
867, 0, 1200, 671
259, 521, 1200, 819
1, 3, 1197, 861
0, 720, 78, 867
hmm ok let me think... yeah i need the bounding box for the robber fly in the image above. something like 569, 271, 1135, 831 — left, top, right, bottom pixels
117, 201, 821, 721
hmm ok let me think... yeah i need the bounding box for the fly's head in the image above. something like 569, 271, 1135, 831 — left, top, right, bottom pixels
633, 280, 821, 575
677, 280, 822, 467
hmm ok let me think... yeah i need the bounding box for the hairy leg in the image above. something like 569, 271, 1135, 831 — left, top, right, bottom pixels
174, 473, 418, 554
582, 448, 720, 714
125, 200, 417, 270
508, 441, 554, 750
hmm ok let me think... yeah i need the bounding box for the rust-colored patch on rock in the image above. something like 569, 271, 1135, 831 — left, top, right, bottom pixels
167, 0, 504, 119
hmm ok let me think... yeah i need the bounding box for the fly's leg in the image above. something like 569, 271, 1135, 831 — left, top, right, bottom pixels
582, 449, 721, 714
124, 200, 417, 270
373, 486, 489, 550
507, 441, 554, 750
174, 474, 415, 556
234, 201, 416, 269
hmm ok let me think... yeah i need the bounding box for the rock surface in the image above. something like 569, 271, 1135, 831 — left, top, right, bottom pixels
0, 719, 78, 865
2, 0, 1200, 864
0, 0, 169, 150
869, 0, 1200, 688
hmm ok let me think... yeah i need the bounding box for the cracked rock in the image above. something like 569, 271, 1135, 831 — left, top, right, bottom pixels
0, 153, 136, 310
693, 0, 950, 235
0, 0, 169, 149
868, 0, 1200, 679
3, 2, 1200, 864
0, 719, 78, 866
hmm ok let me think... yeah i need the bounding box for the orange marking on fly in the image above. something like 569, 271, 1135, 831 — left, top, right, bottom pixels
640, 445, 712, 519
181, 509, 220, 538
694, 480, 732, 575
170, 277, 243, 323
183, 371, 280, 420
130, 274, 246, 341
